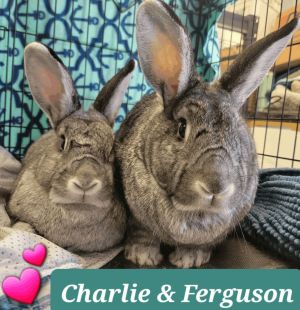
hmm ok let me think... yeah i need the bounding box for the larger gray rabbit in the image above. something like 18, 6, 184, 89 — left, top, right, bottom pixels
116, 0, 300, 267
8, 42, 135, 253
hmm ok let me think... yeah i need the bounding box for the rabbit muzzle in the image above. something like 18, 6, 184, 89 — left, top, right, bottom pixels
49, 157, 113, 208
67, 160, 103, 196
67, 158, 108, 196
193, 181, 235, 210
172, 156, 235, 212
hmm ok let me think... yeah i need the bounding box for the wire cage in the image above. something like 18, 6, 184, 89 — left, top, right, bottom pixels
0, 0, 299, 168
218, 0, 300, 169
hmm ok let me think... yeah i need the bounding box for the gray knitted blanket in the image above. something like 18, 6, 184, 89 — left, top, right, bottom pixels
242, 169, 300, 263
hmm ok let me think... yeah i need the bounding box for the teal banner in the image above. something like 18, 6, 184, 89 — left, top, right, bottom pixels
51, 269, 299, 309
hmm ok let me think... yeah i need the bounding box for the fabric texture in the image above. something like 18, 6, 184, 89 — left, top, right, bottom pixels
0, 0, 233, 159
0, 227, 123, 309
242, 169, 300, 264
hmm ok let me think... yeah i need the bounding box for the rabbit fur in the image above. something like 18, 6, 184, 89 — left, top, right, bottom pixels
8, 42, 135, 253
116, 0, 300, 267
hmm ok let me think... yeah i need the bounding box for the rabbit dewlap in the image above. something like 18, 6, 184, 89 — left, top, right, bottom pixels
8, 42, 135, 252
116, 0, 300, 267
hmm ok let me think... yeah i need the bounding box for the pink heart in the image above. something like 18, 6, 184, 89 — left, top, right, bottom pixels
22, 243, 47, 266
2, 268, 41, 304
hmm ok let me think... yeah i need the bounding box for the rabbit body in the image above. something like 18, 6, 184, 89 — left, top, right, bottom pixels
116, 0, 300, 267
117, 92, 257, 266
8, 42, 135, 253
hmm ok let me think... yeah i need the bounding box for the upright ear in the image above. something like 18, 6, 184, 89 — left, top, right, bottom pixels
24, 42, 80, 128
219, 18, 300, 106
93, 59, 135, 126
136, 0, 195, 107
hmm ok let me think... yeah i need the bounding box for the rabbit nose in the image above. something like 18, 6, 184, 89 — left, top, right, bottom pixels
195, 155, 235, 199
196, 181, 234, 198
68, 178, 102, 195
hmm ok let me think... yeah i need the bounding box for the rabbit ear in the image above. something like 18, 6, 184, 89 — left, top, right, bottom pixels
93, 60, 135, 126
24, 42, 80, 128
219, 18, 300, 106
136, 0, 194, 105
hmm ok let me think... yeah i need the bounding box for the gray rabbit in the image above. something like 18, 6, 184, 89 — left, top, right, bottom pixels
116, 0, 300, 267
8, 42, 135, 253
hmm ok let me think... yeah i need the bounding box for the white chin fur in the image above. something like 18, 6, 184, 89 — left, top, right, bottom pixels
49, 189, 111, 209
67, 178, 102, 196
171, 196, 219, 213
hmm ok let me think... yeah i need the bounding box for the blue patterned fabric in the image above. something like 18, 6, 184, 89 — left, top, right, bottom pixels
242, 169, 300, 263
0, 0, 233, 159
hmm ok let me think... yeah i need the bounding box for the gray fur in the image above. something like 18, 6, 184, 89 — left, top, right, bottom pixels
8, 42, 135, 253
116, 0, 300, 267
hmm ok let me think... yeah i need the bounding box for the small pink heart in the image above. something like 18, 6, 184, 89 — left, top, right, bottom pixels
2, 268, 41, 304
22, 243, 47, 266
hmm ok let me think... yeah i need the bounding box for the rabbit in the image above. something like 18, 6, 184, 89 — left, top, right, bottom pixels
115, 0, 300, 268
0, 146, 22, 227
8, 42, 135, 253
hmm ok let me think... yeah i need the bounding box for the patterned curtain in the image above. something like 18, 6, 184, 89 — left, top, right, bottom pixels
0, 0, 233, 159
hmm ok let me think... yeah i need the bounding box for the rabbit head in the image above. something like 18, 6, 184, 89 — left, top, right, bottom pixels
135, 0, 300, 214
24, 42, 135, 209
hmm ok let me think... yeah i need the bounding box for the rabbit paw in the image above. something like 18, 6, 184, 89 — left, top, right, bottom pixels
169, 248, 211, 268
0, 204, 11, 227
13, 221, 35, 233
125, 243, 163, 266
0, 212, 11, 227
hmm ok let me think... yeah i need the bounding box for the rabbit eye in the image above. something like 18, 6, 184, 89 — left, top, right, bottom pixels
59, 135, 67, 151
178, 118, 187, 139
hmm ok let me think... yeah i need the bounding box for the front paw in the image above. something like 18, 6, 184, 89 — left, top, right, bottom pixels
125, 243, 163, 266
0, 214, 11, 227
13, 221, 35, 233
169, 248, 211, 268
0, 205, 11, 227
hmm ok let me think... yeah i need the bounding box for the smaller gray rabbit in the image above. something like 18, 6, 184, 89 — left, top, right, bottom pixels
116, 0, 300, 268
8, 42, 135, 253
